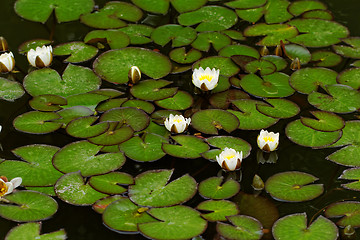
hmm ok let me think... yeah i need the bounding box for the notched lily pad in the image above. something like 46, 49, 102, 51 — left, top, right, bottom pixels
337, 68, 360, 90
300, 111, 345, 132
89, 172, 133, 195
0, 78, 25, 101
29, 95, 67, 111
288, 0, 327, 16
339, 168, 360, 191
193, 56, 239, 77
5, 222, 66, 240
325, 201, 360, 227
256, 98, 300, 119
84, 30, 130, 49
198, 177, 240, 200
53, 42, 98, 63
170, 48, 202, 64
130, 79, 178, 101
151, 24, 197, 47
197, 200, 239, 222
66, 116, 109, 138
311, 51, 342, 67
13, 111, 62, 134
333, 37, 360, 59
162, 135, 209, 159
217, 215, 263, 240
118, 24, 154, 45
191, 32, 231, 52
155, 90, 193, 110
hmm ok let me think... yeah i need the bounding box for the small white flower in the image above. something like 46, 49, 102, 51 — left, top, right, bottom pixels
0, 52, 15, 73
27, 45, 53, 68
0, 177, 22, 197
164, 114, 191, 134
192, 67, 219, 91
216, 147, 242, 171
257, 129, 279, 152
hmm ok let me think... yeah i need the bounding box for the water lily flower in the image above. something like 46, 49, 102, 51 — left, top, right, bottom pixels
192, 67, 219, 91
0, 177, 22, 197
27, 45, 53, 68
216, 147, 242, 171
128, 66, 141, 84
0, 52, 15, 73
257, 129, 279, 152
164, 114, 191, 134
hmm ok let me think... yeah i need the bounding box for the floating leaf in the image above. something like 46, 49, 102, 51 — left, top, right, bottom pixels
23, 64, 101, 97
272, 213, 338, 240
96, 98, 128, 112
0, 77, 25, 101
337, 68, 360, 90
225, 0, 266, 9
53, 140, 126, 177
191, 32, 231, 52
53, 42, 98, 63
54, 106, 94, 126
210, 89, 250, 109
325, 201, 360, 227
18, 39, 52, 54
198, 177, 240, 199
151, 24, 197, 47
262, 55, 288, 71
25, 186, 56, 196
29, 95, 67, 111
5, 222, 66, 240
245, 59, 276, 75
284, 44, 311, 64
92, 195, 125, 214
66, 116, 109, 138
162, 135, 209, 159
130, 79, 177, 101
288, 0, 326, 16
311, 51, 342, 67
339, 168, 360, 191
139, 206, 207, 240
333, 37, 360, 59
63, 93, 109, 111
0, 190, 58, 222
121, 99, 155, 114
218, 44, 260, 59
302, 9, 333, 20
117, 24, 154, 45
217, 215, 263, 240
169, 48, 202, 64
329, 121, 360, 148
197, 200, 239, 222
256, 98, 300, 119
193, 56, 240, 77
89, 172, 133, 195
129, 169, 197, 207
84, 30, 130, 49
93, 48, 172, 84
131, 0, 207, 14
265, 171, 324, 202
13, 111, 62, 134
300, 111, 344, 132
155, 90, 193, 110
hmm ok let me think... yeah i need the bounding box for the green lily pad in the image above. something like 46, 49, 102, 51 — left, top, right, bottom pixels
89, 172, 133, 195
302, 9, 333, 20
212, 75, 231, 93
286, 119, 341, 148
217, 215, 263, 240
193, 56, 239, 77
0, 144, 62, 187
14, 0, 94, 23
327, 145, 360, 167
209, 89, 250, 109
178, 6, 238, 31
202, 136, 251, 161
262, 55, 288, 71
337, 68, 360, 90
198, 177, 240, 199
84, 30, 130, 49
66, 116, 109, 138
325, 201, 360, 227
151, 24, 197, 47
63, 93, 109, 111
0, 190, 58, 222
96, 98, 128, 112
87, 121, 131, 145
121, 100, 154, 114
191, 109, 239, 135
18, 39, 52, 54
29, 95, 67, 111
53, 42, 98, 63
289, 67, 338, 94
272, 213, 338, 240
53, 140, 126, 177
54, 106, 94, 126
240, 72, 294, 98
333, 37, 360, 59
141, 120, 170, 138
130, 79, 177, 101
100, 107, 149, 132
222, 30, 245, 41
311, 51, 342, 67
245, 59, 276, 75
5, 222, 66, 240
284, 44, 311, 64
129, 169, 197, 207
0, 78, 25, 101
288, 19, 349, 47
329, 121, 360, 148
244, 23, 298, 46
93, 48, 172, 84
308, 84, 360, 113
225, 0, 266, 9
117, 24, 153, 45
288, 0, 326, 16
197, 200, 239, 222
90, 89, 124, 98
151, 110, 181, 124
256, 98, 300, 119
139, 205, 207, 240
23, 64, 101, 97
300, 111, 345, 132
169, 48, 202, 64
155, 90, 193, 110
80, 1, 143, 29
228, 99, 278, 130
218, 44, 260, 59
13, 111, 62, 134
265, 171, 324, 202
25, 186, 56, 196
131, 0, 207, 14
339, 168, 360, 191
191, 32, 231, 52
119, 133, 167, 162
162, 135, 209, 159
92, 195, 125, 214
55, 171, 108, 206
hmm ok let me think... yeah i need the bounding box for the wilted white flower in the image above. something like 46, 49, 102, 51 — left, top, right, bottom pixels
257, 129, 279, 152
27, 45, 53, 68
216, 147, 242, 171
192, 67, 219, 91
0, 52, 15, 73
0, 177, 22, 197
164, 114, 191, 134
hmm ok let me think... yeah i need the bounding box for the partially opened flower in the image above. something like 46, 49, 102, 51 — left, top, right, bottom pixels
27, 45, 53, 68
257, 129, 279, 152
0, 52, 15, 73
216, 147, 242, 171
164, 114, 191, 133
0, 177, 22, 197
192, 67, 219, 91
128, 66, 141, 84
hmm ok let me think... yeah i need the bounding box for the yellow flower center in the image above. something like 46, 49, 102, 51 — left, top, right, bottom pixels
225, 155, 235, 160
174, 119, 183, 123
263, 136, 274, 142
0, 181, 8, 197
199, 75, 213, 82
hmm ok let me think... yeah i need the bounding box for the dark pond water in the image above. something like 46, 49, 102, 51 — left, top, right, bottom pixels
0, 0, 359, 239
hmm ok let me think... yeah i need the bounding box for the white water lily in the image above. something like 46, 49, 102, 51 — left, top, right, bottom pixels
27, 45, 53, 68
0, 52, 15, 73
216, 147, 242, 171
0, 177, 22, 197
164, 114, 191, 134
257, 129, 279, 152
192, 67, 219, 91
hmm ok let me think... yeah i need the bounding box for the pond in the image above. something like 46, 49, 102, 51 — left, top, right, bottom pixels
0, 0, 359, 239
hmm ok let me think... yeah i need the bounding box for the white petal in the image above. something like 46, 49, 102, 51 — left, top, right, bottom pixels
5, 182, 13, 195
164, 118, 172, 132
10, 177, 22, 189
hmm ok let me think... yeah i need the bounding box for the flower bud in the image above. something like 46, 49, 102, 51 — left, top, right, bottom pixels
27, 45, 53, 68
128, 66, 141, 84
0, 52, 15, 73
0, 37, 8, 52
259, 46, 269, 56
290, 57, 301, 71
